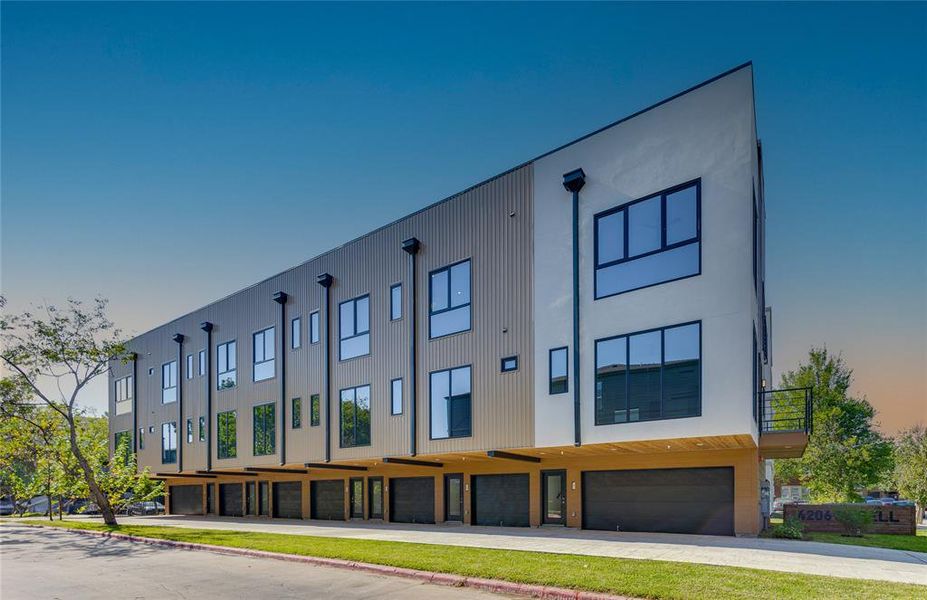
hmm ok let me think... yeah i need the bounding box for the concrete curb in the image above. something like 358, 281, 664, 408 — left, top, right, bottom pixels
45, 525, 635, 600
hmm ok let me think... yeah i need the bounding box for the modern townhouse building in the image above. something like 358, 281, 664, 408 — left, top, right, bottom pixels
109, 62, 810, 536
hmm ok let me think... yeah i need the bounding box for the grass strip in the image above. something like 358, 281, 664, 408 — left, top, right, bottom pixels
807, 529, 926, 553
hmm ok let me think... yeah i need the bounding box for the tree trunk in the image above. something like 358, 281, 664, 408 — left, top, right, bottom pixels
66, 415, 118, 526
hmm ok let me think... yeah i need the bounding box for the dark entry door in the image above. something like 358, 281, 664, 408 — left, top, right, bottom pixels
368, 477, 384, 519
310, 480, 345, 520
444, 474, 463, 522
206, 483, 215, 514
582, 467, 734, 535
169, 485, 203, 515
542, 470, 566, 525
219, 483, 243, 517
273, 481, 302, 519
349, 478, 364, 519
389, 477, 435, 524
472, 473, 529, 527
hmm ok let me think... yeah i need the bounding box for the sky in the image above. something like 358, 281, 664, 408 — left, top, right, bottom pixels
2, 2, 925, 434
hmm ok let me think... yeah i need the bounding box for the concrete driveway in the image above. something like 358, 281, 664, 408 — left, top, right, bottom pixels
1, 525, 505, 599
85, 514, 927, 585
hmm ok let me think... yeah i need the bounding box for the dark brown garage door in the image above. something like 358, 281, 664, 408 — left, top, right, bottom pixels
169, 485, 202, 515
310, 480, 344, 520
389, 477, 435, 524
472, 474, 530, 527
582, 467, 734, 535
219, 483, 243, 517
273, 481, 302, 519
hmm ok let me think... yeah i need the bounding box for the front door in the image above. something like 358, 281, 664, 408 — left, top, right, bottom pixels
368, 477, 384, 519
350, 478, 364, 519
445, 474, 463, 522
542, 470, 566, 525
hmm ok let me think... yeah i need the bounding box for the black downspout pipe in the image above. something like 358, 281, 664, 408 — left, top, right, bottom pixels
401, 238, 421, 457
200, 322, 213, 472
130, 352, 138, 455
273, 292, 288, 466
172, 333, 185, 471
316, 273, 334, 462
562, 168, 586, 447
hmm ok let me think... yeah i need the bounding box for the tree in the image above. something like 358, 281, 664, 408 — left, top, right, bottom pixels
893, 426, 927, 523
774, 347, 893, 502
1, 296, 128, 525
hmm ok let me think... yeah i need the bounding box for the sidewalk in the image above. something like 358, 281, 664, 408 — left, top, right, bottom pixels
79, 515, 927, 585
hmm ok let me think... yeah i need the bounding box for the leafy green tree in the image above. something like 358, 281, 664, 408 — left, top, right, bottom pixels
892, 425, 927, 523
774, 348, 893, 502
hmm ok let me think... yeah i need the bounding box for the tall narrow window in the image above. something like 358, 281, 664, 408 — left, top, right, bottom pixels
138, 428, 144, 450
549, 347, 568, 394
114, 375, 133, 415
217, 410, 237, 459
186, 354, 194, 379
161, 361, 177, 404
291, 317, 302, 349
161, 422, 177, 463
252, 403, 276, 456
114, 431, 131, 465
198, 416, 206, 442
310, 311, 320, 344
339, 295, 370, 360
186, 418, 193, 443
390, 284, 402, 320
340, 385, 371, 447
198, 349, 206, 376
310, 394, 320, 427
429, 260, 471, 338
252, 327, 275, 381
390, 378, 402, 415
217, 341, 237, 389
430, 366, 471, 439
292, 397, 302, 428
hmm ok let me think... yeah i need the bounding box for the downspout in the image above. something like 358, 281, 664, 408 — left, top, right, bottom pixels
172, 333, 185, 470
316, 273, 334, 462
130, 352, 138, 455
200, 322, 213, 472
401, 238, 421, 456
562, 168, 586, 447
272, 292, 288, 466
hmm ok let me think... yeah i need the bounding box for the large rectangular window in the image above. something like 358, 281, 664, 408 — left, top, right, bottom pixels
549, 347, 568, 394
291, 317, 301, 349
430, 365, 471, 439
390, 283, 402, 320
310, 311, 320, 344
161, 422, 177, 463
114, 431, 131, 464
594, 180, 700, 298
595, 322, 701, 425
161, 361, 177, 404
114, 375, 133, 415
390, 378, 402, 415
339, 295, 370, 360
340, 385, 371, 447
217, 341, 237, 389
292, 397, 302, 429
310, 394, 320, 427
217, 410, 237, 459
429, 260, 471, 338
252, 327, 275, 382
252, 403, 276, 456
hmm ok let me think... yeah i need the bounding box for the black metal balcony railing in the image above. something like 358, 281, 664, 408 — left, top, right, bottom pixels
759, 387, 813, 434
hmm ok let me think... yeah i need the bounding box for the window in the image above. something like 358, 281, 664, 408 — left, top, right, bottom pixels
390, 284, 402, 320
114, 431, 131, 460
291, 317, 301, 349
429, 260, 471, 338
186, 354, 194, 379
114, 375, 133, 415
198, 416, 206, 442
594, 180, 700, 298
138, 428, 144, 450
186, 418, 193, 443
340, 385, 371, 447
310, 394, 320, 426
430, 366, 471, 439
339, 295, 370, 360
252, 327, 275, 382
217, 341, 237, 389
549, 347, 568, 394
310, 311, 320, 344
161, 422, 177, 463
217, 410, 237, 459
501, 356, 518, 372
390, 378, 402, 415
595, 322, 700, 425
292, 397, 302, 429
161, 361, 177, 404
198, 349, 206, 376
252, 403, 276, 456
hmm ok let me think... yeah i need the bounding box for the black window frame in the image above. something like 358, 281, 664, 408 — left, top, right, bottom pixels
186, 417, 193, 444
138, 427, 144, 450
500, 355, 518, 372
216, 340, 237, 390
186, 354, 194, 380
429, 365, 472, 440
198, 415, 206, 442
198, 349, 206, 377
310, 394, 320, 427
390, 283, 402, 321
252, 402, 276, 456
339, 384, 371, 448
161, 360, 177, 404
390, 377, 402, 415
291, 316, 302, 349
309, 311, 320, 344
338, 294, 371, 361
252, 326, 276, 382
217, 410, 237, 459
428, 258, 472, 339
593, 179, 701, 299
161, 421, 177, 464
292, 397, 302, 429
548, 346, 569, 395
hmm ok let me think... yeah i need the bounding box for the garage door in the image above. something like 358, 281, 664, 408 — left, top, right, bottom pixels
273, 481, 302, 519
310, 480, 344, 520
219, 483, 243, 517
472, 474, 529, 527
582, 467, 734, 535
169, 485, 202, 515
389, 477, 435, 524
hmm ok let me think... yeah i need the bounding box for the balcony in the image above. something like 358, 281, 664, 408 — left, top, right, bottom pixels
758, 387, 813, 458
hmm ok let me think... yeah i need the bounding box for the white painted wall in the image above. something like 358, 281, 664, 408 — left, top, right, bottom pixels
532, 65, 761, 448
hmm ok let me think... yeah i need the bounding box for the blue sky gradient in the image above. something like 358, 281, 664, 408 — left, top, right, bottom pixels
2, 2, 925, 431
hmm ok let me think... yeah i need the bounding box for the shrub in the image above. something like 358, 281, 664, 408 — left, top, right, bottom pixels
833, 505, 872, 537
765, 517, 805, 539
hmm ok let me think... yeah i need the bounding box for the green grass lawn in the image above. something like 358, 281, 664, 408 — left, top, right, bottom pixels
7, 519, 925, 600
807, 529, 927, 553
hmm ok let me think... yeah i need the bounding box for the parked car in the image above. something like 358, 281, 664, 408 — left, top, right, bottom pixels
879, 497, 896, 506
865, 498, 882, 505
82, 502, 101, 515
0, 497, 15, 516
126, 501, 164, 516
